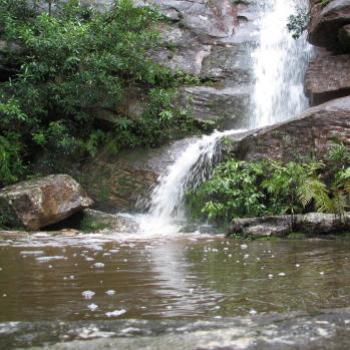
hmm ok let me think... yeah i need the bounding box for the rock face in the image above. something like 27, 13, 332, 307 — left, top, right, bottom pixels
339, 23, 350, 50
0, 175, 93, 230
79, 137, 193, 211
179, 86, 250, 127
228, 96, 350, 162
142, 0, 258, 127
229, 212, 350, 237
308, 0, 350, 49
305, 54, 350, 105
90, 0, 258, 129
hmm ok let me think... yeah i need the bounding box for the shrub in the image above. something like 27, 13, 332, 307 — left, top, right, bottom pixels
287, 6, 309, 39
186, 149, 350, 226
0, 0, 198, 185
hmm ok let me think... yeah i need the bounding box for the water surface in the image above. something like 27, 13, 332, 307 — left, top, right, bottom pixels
1, 234, 350, 322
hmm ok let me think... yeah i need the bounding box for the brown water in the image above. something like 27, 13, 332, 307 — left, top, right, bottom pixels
1, 234, 350, 323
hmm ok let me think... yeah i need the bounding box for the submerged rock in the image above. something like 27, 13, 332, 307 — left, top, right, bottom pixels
305, 54, 350, 105
229, 212, 350, 237
228, 96, 350, 162
0, 174, 93, 231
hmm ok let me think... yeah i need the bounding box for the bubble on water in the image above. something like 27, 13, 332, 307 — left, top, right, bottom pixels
105, 290, 116, 296
268, 274, 274, 278
19, 250, 44, 256
93, 262, 105, 268
82, 290, 95, 299
320, 271, 324, 275
249, 309, 257, 315
295, 264, 300, 268
87, 303, 98, 311
278, 272, 286, 276
105, 309, 126, 317
240, 244, 248, 250
36, 256, 66, 262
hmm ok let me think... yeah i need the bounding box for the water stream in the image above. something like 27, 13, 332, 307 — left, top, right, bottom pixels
134, 0, 312, 235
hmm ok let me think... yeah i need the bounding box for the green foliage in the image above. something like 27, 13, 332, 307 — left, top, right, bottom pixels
186, 160, 267, 223
0, 0, 198, 185
187, 150, 350, 225
287, 6, 309, 39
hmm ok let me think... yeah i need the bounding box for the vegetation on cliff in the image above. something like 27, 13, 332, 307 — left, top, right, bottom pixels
0, 0, 200, 186
186, 143, 350, 226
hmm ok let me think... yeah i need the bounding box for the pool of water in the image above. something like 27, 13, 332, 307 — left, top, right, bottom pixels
1, 234, 350, 323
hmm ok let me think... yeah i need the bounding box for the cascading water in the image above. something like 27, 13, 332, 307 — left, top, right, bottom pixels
132, 0, 312, 235
135, 130, 243, 234
251, 0, 312, 128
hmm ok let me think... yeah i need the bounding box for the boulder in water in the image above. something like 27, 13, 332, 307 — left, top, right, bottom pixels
0, 174, 93, 231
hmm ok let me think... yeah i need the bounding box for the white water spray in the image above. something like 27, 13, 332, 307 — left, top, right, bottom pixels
251, 0, 312, 128
130, 0, 312, 235
136, 130, 244, 234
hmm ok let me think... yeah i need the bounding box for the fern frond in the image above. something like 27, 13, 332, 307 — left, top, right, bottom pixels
297, 177, 332, 212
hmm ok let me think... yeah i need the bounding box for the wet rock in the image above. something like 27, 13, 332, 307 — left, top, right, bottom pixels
79, 138, 192, 211
229, 212, 350, 237
0, 175, 93, 231
295, 212, 350, 235
200, 44, 253, 84
230, 216, 291, 237
178, 85, 250, 127
228, 96, 350, 162
7, 308, 350, 349
305, 54, 350, 105
308, 0, 350, 49
81, 209, 138, 232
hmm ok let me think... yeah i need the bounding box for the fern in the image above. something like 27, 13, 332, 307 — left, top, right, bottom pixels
297, 177, 332, 213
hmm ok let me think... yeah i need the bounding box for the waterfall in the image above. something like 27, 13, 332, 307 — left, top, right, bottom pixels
131, 0, 311, 235
135, 130, 243, 234
251, 0, 312, 128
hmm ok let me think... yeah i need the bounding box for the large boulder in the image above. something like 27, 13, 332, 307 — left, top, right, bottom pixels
229, 96, 350, 162
305, 54, 350, 105
308, 0, 350, 49
0, 175, 93, 231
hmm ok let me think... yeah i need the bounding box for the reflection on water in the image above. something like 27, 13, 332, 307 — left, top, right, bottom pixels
1, 235, 350, 322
